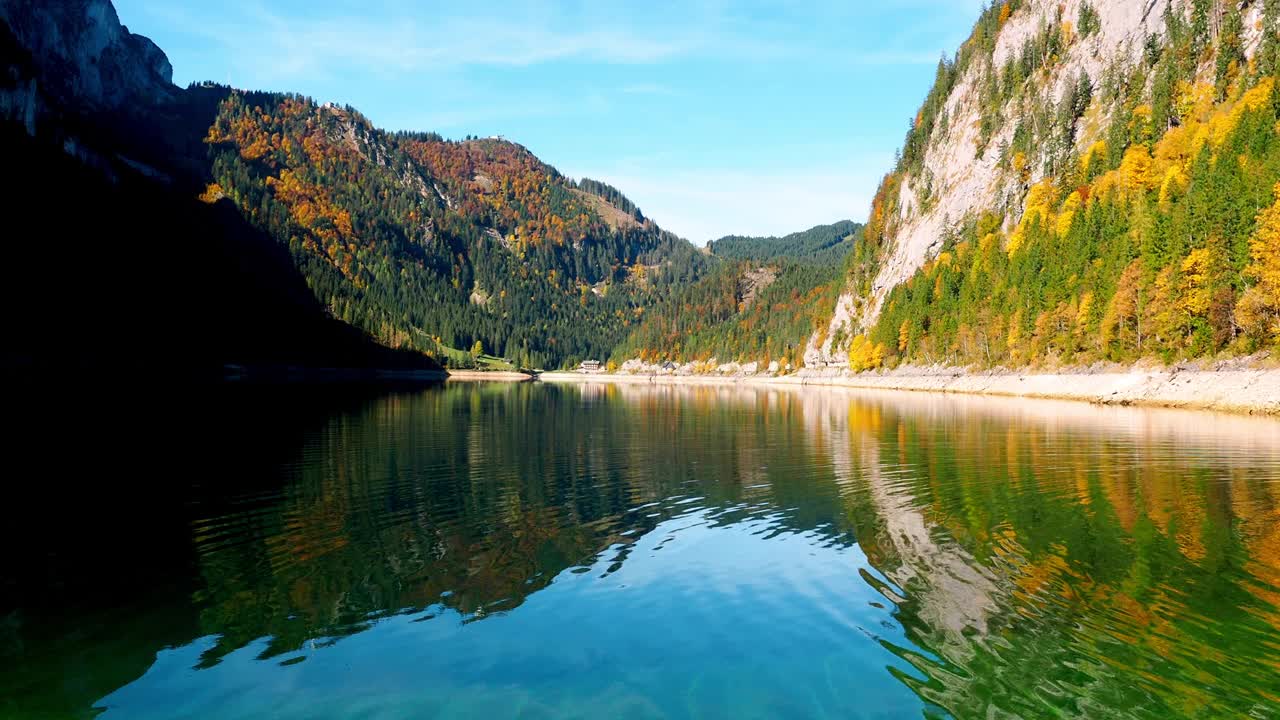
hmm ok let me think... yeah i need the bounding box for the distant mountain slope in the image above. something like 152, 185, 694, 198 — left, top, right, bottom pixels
611, 222, 861, 367
811, 0, 1280, 371
708, 221, 861, 265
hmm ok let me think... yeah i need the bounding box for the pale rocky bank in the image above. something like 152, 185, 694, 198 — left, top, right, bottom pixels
541, 363, 1280, 416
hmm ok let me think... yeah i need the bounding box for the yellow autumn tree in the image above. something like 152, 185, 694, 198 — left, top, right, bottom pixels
1236, 184, 1280, 343
1178, 246, 1221, 320
1129, 105, 1154, 145
1056, 190, 1084, 236
1008, 180, 1055, 255
847, 335, 886, 372
1148, 265, 1183, 347
1153, 121, 1194, 168
1007, 308, 1024, 360
1076, 291, 1095, 331
1204, 77, 1275, 153
1081, 140, 1107, 177
1012, 151, 1030, 180
1118, 146, 1157, 196
198, 183, 226, 204
1158, 165, 1188, 208
1174, 81, 1214, 125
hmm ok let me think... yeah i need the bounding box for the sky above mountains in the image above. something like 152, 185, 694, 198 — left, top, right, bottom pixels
116, 0, 984, 244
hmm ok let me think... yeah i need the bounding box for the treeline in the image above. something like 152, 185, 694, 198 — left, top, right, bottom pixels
202, 91, 710, 369
845, 0, 1280, 370
708, 221, 862, 266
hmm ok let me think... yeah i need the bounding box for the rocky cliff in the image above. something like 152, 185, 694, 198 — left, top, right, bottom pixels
809, 0, 1274, 367
0, 0, 175, 116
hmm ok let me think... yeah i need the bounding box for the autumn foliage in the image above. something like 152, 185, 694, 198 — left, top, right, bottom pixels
202, 91, 709, 368
863, 6, 1280, 369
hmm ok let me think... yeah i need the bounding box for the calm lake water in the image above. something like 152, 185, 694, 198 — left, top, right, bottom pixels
4, 382, 1280, 719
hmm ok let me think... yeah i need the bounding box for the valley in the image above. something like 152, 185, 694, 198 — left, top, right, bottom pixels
2, 0, 1279, 387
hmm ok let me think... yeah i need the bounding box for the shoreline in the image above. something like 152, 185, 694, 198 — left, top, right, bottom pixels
445, 370, 535, 382
539, 367, 1280, 416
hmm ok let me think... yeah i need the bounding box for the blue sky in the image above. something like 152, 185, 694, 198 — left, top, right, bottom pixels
115, 0, 984, 244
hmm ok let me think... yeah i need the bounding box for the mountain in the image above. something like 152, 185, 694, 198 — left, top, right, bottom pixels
202, 91, 708, 369
22, 0, 1273, 378
0, 0, 711, 375
0, 0, 176, 113
0, 0, 442, 377
609, 222, 862, 367
810, 0, 1280, 371
708, 221, 861, 265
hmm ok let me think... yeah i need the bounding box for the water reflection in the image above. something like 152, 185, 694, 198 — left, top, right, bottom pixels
4, 383, 1279, 718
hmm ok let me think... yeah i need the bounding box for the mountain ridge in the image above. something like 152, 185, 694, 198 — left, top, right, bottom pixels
0, 0, 716, 372
201, 88, 710, 368
708, 220, 861, 266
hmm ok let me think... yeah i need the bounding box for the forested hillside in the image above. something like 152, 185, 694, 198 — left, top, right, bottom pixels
708, 221, 860, 265
610, 223, 861, 366
201, 91, 708, 370
813, 0, 1280, 372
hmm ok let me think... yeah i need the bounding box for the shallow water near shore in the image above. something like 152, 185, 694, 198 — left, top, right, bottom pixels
4, 383, 1280, 719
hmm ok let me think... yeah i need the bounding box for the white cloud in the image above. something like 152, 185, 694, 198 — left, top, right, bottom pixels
132, 1, 698, 86
133, 0, 980, 86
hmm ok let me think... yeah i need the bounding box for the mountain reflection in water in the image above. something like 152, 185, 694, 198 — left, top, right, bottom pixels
3, 383, 1279, 719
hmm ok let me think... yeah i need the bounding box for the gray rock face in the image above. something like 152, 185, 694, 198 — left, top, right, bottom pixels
0, 0, 176, 110
0, 77, 38, 134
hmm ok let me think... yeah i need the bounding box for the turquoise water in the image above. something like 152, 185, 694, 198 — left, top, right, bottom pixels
4, 382, 1280, 718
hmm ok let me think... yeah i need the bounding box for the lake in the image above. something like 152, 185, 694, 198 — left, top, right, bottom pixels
3, 382, 1280, 719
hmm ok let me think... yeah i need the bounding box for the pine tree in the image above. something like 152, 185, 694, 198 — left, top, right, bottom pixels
1261, 0, 1280, 77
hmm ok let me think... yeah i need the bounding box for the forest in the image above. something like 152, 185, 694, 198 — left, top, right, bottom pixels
202, 91, 711, 369
610, 223, 862, 366
708, 221, 859, 266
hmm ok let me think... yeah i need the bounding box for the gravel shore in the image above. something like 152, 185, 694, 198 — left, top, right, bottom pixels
539, 366, 1280, 416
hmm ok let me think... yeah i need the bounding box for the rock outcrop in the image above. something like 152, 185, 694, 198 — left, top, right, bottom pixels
0, 0, 176, 123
